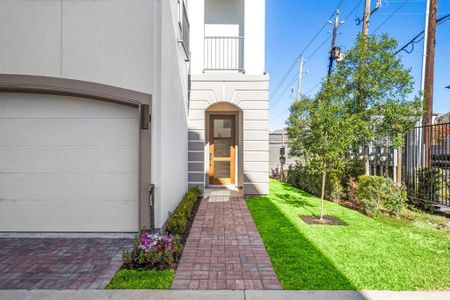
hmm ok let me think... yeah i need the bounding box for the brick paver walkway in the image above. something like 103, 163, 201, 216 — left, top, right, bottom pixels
172, 196, 281, 290
0, 237, 132, 289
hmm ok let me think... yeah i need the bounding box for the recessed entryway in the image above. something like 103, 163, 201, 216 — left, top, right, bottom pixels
205, 102, 243, 190
208, 115, 236, 185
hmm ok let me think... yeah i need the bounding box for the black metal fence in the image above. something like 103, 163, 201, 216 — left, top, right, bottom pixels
403, 122, 450, 208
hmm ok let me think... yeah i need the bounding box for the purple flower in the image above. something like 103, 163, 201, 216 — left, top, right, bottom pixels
138, 232, 174, 253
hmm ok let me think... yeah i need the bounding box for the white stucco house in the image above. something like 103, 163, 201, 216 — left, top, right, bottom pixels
0, 0, 268, 233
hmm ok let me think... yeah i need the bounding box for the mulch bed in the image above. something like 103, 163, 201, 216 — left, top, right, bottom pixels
300, 215, 347, 226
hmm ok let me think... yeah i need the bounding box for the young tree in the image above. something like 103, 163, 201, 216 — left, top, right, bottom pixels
287, 81, 357, 220
331, 34, 422, 174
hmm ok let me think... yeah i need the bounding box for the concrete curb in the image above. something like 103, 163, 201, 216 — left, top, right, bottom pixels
1, 290, 450, 300
0, 233, 135, 239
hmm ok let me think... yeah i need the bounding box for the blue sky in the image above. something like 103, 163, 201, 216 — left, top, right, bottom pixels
266, 0, 450, 131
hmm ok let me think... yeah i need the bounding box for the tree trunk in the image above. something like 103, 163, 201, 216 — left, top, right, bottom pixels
364, 141, 370, 175
320, 170, 326, 220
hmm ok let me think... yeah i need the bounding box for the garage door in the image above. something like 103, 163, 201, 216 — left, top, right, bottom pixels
0, 93, 139, 232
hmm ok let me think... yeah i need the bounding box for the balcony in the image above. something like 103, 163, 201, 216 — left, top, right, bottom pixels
189, 0, 264, 75
204, 36, 244, 72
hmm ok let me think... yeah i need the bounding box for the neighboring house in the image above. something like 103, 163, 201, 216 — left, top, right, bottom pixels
435, 112, 450, 124
0, 0, 268, 233
269, 129, 296, 177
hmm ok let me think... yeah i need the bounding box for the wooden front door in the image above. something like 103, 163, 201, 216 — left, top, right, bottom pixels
209, 115, 235, 185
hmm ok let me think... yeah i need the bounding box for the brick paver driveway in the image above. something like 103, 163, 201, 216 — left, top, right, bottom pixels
172, 196, 281, 290
0, 237, 133, 289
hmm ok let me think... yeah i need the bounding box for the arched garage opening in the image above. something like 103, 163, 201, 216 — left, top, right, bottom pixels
0, 75, 152, 232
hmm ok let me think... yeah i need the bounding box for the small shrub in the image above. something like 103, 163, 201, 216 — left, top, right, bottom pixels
122, 232, 183, 270
166, 187, 202, 237
287, 164, 343, 202
356, 175, 406, 216
121, 186, 202, 271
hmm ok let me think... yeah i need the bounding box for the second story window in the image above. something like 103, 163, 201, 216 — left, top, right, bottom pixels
178, 0, 190, 61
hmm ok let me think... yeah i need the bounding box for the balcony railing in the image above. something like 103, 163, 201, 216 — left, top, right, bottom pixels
204, 37, 244, 72
178, 0, 190, 61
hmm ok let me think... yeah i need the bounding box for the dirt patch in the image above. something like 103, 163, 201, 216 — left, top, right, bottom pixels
340, 199, 361, 211
300, 215, 347, 226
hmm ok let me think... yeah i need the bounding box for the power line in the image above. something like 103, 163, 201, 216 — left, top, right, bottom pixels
271, 107, 291, 123
384, 0, 424, 2
269, 73, 299, 109
270, 0, 346, 101
270, 0, 363, 124
306, 35, 331, 61
270, 32, 333, 109
345, 0, 364, 20
373, 0, 410, 33
271, 80, 323, 123
305, 80, 323, 95
270, 29, 334, 108
395, 13, 450, 54
378, 12, 425, 14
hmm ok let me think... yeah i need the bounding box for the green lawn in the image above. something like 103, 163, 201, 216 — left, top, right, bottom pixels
107, 269, 174, 289
247, 179, 450, 291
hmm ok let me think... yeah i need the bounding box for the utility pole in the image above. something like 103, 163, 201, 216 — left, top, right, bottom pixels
423, 0, 437, 126
422, 0, 437, 167
328, 10, 344, 76
360, 0, 372, 175
362, 0, 372, 35
297, 55, 305, 99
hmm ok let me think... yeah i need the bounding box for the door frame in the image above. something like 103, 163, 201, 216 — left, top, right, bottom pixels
208, 113, 237, 186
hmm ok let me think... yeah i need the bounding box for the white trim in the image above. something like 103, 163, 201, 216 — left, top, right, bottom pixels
207, 184, 238, 189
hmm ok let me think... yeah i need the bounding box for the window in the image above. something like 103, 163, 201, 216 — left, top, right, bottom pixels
178, 0, 190, 61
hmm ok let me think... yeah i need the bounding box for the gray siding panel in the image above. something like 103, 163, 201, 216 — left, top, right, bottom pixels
189, 162, 204, 172
189, 141, 204, 151
188, 151, 204, 162
188, 172, 204, 183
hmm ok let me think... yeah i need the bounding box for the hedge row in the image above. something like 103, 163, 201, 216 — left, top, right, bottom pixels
166, 186, 202, 238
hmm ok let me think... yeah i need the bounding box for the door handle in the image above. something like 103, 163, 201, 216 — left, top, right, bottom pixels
209, 153, 213, 167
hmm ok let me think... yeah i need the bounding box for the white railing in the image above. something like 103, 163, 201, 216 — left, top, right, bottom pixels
204, 37, 244, 72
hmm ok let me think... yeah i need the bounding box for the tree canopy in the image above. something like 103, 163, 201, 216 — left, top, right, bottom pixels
286, 33, 423, 214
